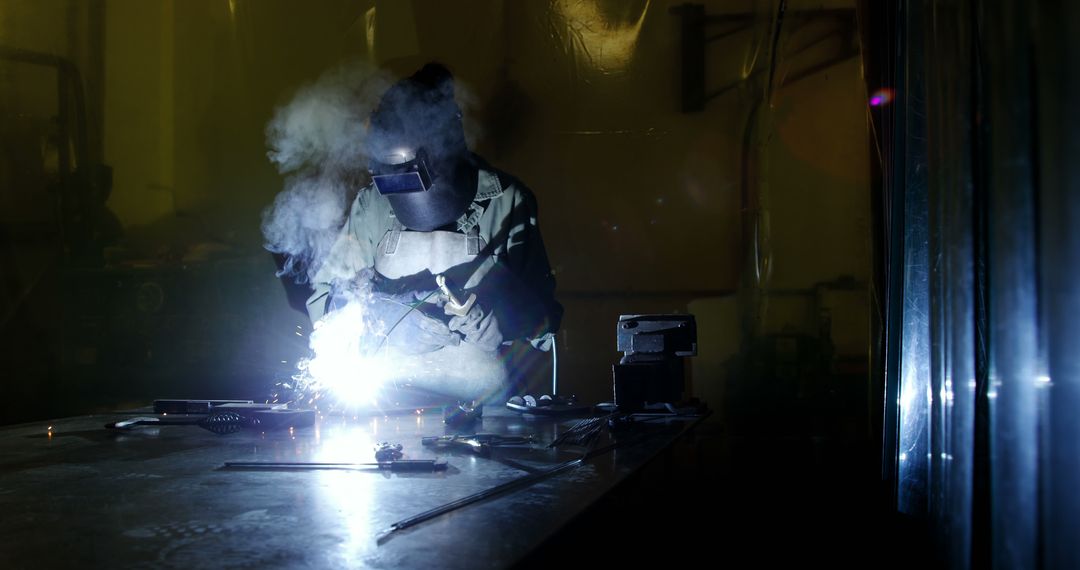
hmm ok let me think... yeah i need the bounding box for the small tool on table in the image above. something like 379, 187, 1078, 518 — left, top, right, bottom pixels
105, 412, 248, 435
374, 442, 405, 462
105, 408, 315, 435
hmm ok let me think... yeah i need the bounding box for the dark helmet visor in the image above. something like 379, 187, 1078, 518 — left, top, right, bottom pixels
370, 148, 433, 195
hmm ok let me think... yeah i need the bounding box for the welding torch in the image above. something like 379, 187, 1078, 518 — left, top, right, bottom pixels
435, 274, 476, 317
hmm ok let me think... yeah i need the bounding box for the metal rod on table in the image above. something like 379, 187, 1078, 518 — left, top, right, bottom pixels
223, 460, 447, 472
551, 337, 558, 396
376, 441, 623, 544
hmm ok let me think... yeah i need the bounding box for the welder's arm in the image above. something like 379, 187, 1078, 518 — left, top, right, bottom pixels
443, 188, 559, 351
304, 189, 384, 324
306, 282, 333, 324
492, 188, 563, 344
446, 302, 503, 352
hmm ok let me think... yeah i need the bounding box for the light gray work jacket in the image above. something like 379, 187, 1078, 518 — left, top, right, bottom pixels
306, 161, 562, 347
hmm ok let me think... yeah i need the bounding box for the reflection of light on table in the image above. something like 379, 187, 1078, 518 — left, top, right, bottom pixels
313, 420, 380, 563
317, 469, 376, 562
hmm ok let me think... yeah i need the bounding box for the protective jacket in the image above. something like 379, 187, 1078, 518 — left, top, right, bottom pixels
306, 160, 562, 357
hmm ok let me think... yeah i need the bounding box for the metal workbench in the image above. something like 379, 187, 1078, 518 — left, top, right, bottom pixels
0, 406, 703, 568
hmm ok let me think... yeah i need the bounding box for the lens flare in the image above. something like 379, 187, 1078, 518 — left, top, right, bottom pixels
869, 88, 894, 107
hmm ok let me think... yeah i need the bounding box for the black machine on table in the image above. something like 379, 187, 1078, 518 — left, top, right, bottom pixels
612, 314, 698, 411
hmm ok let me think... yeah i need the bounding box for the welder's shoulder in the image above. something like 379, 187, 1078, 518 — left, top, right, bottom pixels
342, 185, 392, 245
353, 183, 388, 211
482, 166, 539, 211
350, 184, 393, 221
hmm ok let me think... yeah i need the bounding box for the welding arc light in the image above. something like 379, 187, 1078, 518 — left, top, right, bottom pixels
370, 147, 432, 195
303, 302, 393, 409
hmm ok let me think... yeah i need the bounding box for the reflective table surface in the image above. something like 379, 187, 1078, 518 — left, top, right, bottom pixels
0, 406, 702, 568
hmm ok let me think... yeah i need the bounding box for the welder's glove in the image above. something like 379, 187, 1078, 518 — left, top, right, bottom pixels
366, 294, 458, 355
446, 302, 503, 352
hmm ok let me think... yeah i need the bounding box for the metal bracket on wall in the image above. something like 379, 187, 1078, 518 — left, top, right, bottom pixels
670, 4, 858, 113
669, 4, 755, 112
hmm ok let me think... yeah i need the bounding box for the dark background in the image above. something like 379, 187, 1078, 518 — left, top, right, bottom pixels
0, 0, 873, 431
8, 1, 1022, 566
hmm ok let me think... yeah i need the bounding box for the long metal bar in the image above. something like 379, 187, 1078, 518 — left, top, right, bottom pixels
376, 437, 637, 544
223, 460, 446, 472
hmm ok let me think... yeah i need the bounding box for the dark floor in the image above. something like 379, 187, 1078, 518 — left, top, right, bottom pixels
523, 417, 933, 568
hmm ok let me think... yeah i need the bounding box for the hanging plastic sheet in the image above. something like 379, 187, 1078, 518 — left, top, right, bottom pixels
925, 2, 978, 568
879, 1, 1080, 567
893, 0, 931, 518
1034, 2, 1080, 569
880, 0, 978, 565
981, 2, 1039, 569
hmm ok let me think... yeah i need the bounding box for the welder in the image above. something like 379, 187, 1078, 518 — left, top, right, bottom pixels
305, 63, 562, 405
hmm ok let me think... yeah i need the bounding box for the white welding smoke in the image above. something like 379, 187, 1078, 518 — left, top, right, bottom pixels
265, 65, 381, 173
261, 62, 483, 284
261, 63, 394, 284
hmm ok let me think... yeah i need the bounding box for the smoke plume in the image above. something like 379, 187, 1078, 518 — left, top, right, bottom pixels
260, 63, 393, 283
261, 62, 484, 285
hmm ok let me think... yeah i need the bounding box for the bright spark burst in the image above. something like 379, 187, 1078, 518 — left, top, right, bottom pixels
276, 288, 396, 412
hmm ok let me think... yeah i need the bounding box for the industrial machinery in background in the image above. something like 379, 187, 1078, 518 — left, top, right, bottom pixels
0, 46, 292, 423
725, 276, 868, 437
612, 314, 697, 411
1, 46, 123, 423
0, 46, 119, 268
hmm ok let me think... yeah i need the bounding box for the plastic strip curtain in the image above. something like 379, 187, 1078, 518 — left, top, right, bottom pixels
892, 1, 978, 567
982, 2, 1039, 569
925, 3, 977, 568
894, 0, 929, 519
888, 0, 1080, 567
1034, 2, 1080, 569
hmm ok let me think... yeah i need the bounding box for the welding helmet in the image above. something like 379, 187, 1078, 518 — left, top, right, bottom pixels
367, 63, 475, 231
